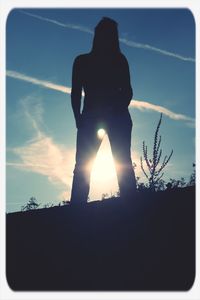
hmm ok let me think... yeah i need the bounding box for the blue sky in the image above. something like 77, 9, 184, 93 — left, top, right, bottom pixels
6, 8, 195, 212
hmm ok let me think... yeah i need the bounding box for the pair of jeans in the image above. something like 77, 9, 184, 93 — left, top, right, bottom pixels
70, 110, 136, 204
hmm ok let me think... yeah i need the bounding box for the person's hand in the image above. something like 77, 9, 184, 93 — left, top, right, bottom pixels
75, 114, 82, 129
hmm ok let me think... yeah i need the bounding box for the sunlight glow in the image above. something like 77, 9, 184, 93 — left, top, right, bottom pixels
97, 128, 106, 140
91, 142, 116, 181
89, 135, 119, 200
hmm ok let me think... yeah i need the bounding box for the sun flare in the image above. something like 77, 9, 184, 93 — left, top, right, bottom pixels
89, 135, 119, 200
97, 128, 106, 139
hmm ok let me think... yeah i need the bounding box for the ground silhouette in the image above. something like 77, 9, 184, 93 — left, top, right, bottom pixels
6, 186, 195, 291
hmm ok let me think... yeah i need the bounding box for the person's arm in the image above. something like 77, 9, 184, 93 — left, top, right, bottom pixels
71, 56, 83, 129
119, 55, 133, 107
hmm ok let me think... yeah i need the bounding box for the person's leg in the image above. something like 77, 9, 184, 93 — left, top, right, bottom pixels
70, 119, 101, 204
107, 112, 136, 200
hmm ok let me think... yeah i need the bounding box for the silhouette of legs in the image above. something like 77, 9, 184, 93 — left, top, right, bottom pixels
70, 112, 136, 204
70, 118, 101, 204
107, 112, 136, 200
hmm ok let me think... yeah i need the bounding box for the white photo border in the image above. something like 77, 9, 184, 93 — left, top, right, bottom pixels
0, 0, 199, 299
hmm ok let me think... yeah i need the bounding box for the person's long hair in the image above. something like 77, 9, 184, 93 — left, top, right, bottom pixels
91, 17, 121, 55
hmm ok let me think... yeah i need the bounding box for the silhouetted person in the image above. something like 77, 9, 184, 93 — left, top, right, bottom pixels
70, 17, 136, 204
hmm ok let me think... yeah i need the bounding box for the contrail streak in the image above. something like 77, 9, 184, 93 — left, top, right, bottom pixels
130, 100, 194, 123
119, 38, 195, 62
6, 70, 71, 94
20, 10, 195, 63
6, 69, 195, 125
19, 10, 93, 34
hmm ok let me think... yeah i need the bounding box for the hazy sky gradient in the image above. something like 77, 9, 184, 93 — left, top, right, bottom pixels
6, 9, 195, 212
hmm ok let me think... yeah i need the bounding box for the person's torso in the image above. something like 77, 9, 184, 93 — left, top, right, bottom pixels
79, 53, 126, 114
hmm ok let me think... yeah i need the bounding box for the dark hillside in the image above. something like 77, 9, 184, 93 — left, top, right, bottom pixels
6, 187, 195, 291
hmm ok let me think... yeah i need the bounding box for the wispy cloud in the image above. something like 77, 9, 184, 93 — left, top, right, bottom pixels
20, 95, 44, 138
7, 95, 75, 199
20, 10, 195, 63
8, 134, 74, 188
7, 69, 195, 126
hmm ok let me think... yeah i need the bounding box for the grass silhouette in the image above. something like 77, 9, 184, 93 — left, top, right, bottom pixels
140, 113, 173, 191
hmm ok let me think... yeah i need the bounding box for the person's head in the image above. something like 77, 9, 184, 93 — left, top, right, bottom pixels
91, 17, 120, 55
